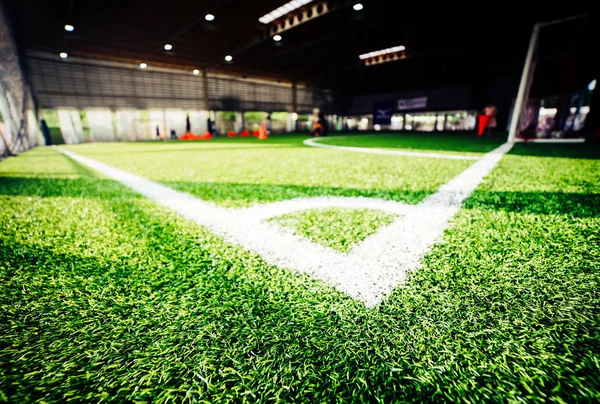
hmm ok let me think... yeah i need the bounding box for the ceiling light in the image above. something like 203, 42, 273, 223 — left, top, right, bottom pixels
205, 13, 215, 21
59, 52, 68, 59
224, 55, 233, 62
64, 24, 74, 32
139, 62, 147, 69
589, 79, 597, 91
353, 3, 364, 11
164, 44, 173, 51
359, 45, 405, 60
273, 34, 282, 42
193, 69, 200, 75
259, 0, 314, 24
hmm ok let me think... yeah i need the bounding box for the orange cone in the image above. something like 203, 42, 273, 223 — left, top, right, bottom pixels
258, 124, 268, 140
180, 132, 197, 140
198, 131, 212, 140
240, 129, 250, 137
228, 130, 237, 137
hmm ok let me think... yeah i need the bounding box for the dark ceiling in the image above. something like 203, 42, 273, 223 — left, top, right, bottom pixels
6, 0, 597, 96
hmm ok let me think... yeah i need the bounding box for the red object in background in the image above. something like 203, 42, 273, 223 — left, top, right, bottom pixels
180, 132, 198, 140
180, 132, 212, 140
240, 129, 250, 137
228, 131, 237, 137
477, 114, 490, 136
252, 130, 259, 137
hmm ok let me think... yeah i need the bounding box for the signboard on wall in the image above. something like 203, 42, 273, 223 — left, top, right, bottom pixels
373, 102, 395, 125
398, 96, 428, 111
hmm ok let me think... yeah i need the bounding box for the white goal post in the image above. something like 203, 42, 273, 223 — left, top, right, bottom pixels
508, 14, 589, 143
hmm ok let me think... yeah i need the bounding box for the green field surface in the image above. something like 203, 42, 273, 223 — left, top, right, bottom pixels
316, 132, 506, 155
316, 132, 600, 159
61, 135, 474, 207
270, 207, 398, 252
1, 134, 599, 402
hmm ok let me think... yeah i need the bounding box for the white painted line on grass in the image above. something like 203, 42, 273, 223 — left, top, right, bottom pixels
55, 141, 512, 307
243, 196, 416, 221
303, 137, 481, 160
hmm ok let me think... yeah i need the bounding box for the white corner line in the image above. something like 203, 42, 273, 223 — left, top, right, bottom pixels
53, 142, 513, 307
303, 137, 481, 160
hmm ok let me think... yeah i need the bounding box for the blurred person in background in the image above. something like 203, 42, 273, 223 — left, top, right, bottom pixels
479, 103, 497, 138
265, 114, 272, 134
311, 113, 329, 136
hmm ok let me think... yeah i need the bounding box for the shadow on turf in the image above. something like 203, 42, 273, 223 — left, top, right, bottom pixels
319, 133, 506, 154
0, 177, 143, 199
0, 153, 137, 199
464, 190, 600, 218
0, 171, 87, 178
0, 176, 430, 206
1, 176, 598, 218
509, 143, 600, 160
161, 180, 432, 206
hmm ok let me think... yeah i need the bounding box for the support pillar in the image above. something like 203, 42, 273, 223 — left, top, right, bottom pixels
292, 82, 298, 132
286, 113, 295, 132
235, 111, 243, 133
202, 70, 210, 112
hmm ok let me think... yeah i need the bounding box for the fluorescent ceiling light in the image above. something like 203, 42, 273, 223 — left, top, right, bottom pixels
64, 24, 74, 32
258, 0, 314, 24
359, 45, 406, 60
205, 14, 215, 21
224, 55, 233, 62
273, 35, 282, 41
164, 44, 173, 51
59, 52, 68, 59
139, 62, 148, 69
353, 3, 364, 11
193, 69, 200, 75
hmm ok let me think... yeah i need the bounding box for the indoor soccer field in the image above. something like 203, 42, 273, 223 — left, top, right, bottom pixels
1, 133, 599, 402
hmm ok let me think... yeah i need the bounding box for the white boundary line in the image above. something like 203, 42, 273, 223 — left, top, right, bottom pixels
303, 137, 481, 160
55, 141, 513, 307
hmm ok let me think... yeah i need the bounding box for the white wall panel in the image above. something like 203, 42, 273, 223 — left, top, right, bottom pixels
87, 109, 116, 142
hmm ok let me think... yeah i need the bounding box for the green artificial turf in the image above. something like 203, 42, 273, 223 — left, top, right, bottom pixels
316, 132, 505, 155
1, 135, 599, 403
62, 135, 473, 207
269, 207, 397, 252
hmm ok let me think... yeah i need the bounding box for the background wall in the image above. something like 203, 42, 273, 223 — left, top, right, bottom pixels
26, 52, 336, 113
347, 87, 472, 116
0, 3, 42, 157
